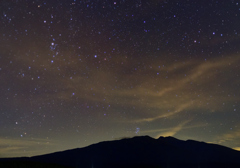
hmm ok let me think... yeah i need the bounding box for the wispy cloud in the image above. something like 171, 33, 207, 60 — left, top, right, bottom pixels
139, 119, 202, 138
154, 120, 191, 138
213, 127, 240, 150
133, 102, 192, 123
233, 147, 240, 151
114, 55, 240, 122
0, 137, 57, 158
16, 53, 240, 114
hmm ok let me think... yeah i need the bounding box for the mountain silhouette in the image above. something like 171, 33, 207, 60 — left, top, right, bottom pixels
1, 136, 240, 168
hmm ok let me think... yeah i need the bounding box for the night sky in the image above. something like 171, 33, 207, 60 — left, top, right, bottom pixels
1, 0, 240, 157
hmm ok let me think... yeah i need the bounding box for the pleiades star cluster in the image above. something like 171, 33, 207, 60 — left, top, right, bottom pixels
0, 0, 239, 157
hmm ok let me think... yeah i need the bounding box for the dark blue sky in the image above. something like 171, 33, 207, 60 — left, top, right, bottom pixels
0, 0, 240, 157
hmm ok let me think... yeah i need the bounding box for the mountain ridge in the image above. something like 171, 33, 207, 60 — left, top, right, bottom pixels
1, 136, 240, 168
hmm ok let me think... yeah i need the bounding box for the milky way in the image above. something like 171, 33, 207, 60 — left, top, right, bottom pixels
0, 0, 240, 157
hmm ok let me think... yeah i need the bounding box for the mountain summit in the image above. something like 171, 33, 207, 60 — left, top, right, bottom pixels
1, 136, 240, 168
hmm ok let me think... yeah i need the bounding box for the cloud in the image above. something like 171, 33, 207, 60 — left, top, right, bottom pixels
114, 54, 240, 122
0, 137, 57, 157
133, 102, 192, 123
211, 127, 240, 150
233, 147, 240, 151
4, 44, 240, 125
139, 119, 203, 139
218, 128, 240, 143
154, 120, 191, 138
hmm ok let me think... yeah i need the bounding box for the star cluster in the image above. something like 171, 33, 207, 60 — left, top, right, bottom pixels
0, 0, 240, 157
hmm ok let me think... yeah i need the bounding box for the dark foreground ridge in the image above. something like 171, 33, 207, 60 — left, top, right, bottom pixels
1, 136, 240, 168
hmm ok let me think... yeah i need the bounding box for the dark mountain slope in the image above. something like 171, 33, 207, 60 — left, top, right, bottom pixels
1, 136, 240, 168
